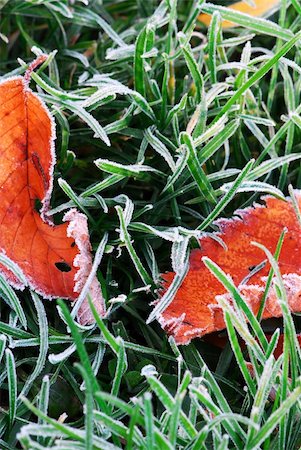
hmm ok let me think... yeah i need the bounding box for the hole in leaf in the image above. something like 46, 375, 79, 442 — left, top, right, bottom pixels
71, 241, 76, 248
55, 262, 72, 272
34, 198, 42, 213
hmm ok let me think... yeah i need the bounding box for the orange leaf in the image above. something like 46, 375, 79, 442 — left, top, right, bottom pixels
198, 0, 281, 29
158, 193, 301, 344
0, 56, 105, 323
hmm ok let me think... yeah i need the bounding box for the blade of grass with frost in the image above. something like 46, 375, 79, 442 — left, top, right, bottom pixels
247, 384, 301, 450
72, 7, 125, 47
28, 71, 85, 101
144, 393, 155, 450
75, 364, 94, 450
124, 405, 142, 449
57, 300, 101, 396
46, 337, 176, 364
161, 147, 189, 194
200, 3, 291, 40
20, 397, 120, 450
46, 1, 73, 18
95, 392, 175, 449
94, 411, 144, 447
53, 106, 70, 163
94, 417, 130, 444
116, 205, 153, 287
58, 178, 95, 224
255, 119, 293, 165
246, 356, 282, 446
267, 0, 288, 111
256, 229, 285, 323
37, 376, 49, 439
144, 127, 176, 171
160, 57, 170, 127
62, 49, 89, 68
81, 174, 125, 198
279, 327, 291, 450
183, 0, 205, 34
178, 34, 203, 104
189, 385, 245, 448
203, 257, 268, 358
208, 12, 220, 85
222, 311, 257, 396
48, 198, 97, 215
162, 168, 240, 206
48, 343, 76, 365
88, 296, 128, 397
110, 343, 127, 408
248, 154, 301, 181
164, 94, 187, 129
82, 82, 155, 121
252, 242, 301, 379
290, 111, 301, 131
147, 239, 189, 324
95, 159, 164, 179
197, 120, 240, 165
260, 279, 299, 446
5, 349, 17, 428
18, 293, 48, 401
168, 394, 185, 447
250, 51, 301, 76
244, 119, 276, 156
197, 159, 254, 230
239, 114, 275, 127
291, 0, 301, 15
71, 233, 108, 321
236, 41, 251, 112
220, 180, 285, 199
288, 185, 301, 226
265, 328, 281, 360
0, 336, 6, 364
0, 322, 32, 340
64, 101, 110, 146
89, 298, 122, 356
134, 25, 152, 97
279, 64, 296, 189
194, 115, 228, 147
192, 97, 208, 139
0, 274, 27, 328
199, 414, 260, 440
217, 61, 254, 73
104, 114, 133, 135
128, 223, 181, 242
180, 132, 217, 204
145, 374, 197, 439
279, 123, 295, 189
95, 391, 145, 423
205, 82, 228, 107
0, 254, 27, 286
40, 92, 111, 146
213, 30, 301, 124
184, 347, 247, 433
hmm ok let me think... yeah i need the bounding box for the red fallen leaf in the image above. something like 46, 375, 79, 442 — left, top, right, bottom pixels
0, 56, 105, 323
158, 193, 301, 345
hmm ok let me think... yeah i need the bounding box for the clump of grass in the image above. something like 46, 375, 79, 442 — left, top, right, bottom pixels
0, 0, 301, 448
